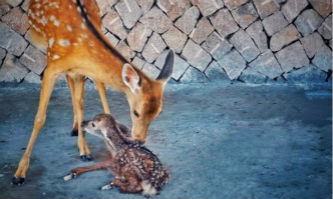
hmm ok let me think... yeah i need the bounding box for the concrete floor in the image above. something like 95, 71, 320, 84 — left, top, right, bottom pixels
0, 82, 331, 199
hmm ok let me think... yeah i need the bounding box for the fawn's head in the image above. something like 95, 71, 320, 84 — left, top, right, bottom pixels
81, 114, 116, 137
82, 114, 129, 152
122, 51, 174, 143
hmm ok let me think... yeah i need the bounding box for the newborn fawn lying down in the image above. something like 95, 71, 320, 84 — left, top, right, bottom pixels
64, 114, 169, 197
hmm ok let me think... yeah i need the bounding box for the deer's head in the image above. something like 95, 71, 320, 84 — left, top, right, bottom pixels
122, 50, 174, 142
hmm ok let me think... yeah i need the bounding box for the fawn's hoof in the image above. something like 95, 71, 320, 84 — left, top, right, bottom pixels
63, 172, 77, 181
100, 183, 114, 190
71, 129, 78, 136
80, 154, 93, 161
12, 176, 25, 185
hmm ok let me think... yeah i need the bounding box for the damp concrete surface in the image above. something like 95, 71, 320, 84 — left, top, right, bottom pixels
0, 82, 331, 199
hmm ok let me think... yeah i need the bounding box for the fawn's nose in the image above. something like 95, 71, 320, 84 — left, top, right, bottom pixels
81, 121, 89, 128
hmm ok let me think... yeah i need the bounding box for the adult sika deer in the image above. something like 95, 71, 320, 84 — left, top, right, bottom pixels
12, 0, 174, 185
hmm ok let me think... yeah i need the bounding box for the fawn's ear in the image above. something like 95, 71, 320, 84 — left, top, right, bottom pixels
122, 63, 141, 93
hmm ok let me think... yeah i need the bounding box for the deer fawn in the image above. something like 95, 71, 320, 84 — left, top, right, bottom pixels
12, 0, 174, 185
64, 114, 169, 197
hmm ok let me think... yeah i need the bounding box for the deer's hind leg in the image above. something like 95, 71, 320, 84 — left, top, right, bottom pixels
12, 66, 60, 185
95, 81, 111, 114
71, 74, 92, 161
108, 177, 142, 193
109, 164, 143, 193
66, 75, 79, 136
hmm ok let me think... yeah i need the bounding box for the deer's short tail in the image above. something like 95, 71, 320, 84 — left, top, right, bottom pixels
141, 180, 158, 197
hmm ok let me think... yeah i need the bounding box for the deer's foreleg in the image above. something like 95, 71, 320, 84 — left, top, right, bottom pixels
64, 161, 112, 181
73, 75, 92, 161
13, 67, 58, 185
66, 75, 79, 136
95, 81, 111, 114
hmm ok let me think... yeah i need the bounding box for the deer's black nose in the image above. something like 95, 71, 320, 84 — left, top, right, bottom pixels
81, 121, 89, 128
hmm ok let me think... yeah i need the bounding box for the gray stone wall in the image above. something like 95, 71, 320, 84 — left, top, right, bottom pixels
0, 0, 332, 85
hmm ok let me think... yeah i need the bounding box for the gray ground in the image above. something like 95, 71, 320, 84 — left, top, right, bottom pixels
0, 82, 331, 199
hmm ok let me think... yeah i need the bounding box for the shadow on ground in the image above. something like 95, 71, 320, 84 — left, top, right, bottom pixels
0, 82, 331, 198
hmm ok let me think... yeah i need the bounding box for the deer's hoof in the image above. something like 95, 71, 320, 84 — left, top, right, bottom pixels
100, 183, 113, 190
80, 154, 93, 161
64, 172, 77, 181
71, 129, 78, 136
12, 176, 25, 185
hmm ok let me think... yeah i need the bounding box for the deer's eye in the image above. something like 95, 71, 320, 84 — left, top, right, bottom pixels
92, 123, 95, 127
133, 110, 140, 118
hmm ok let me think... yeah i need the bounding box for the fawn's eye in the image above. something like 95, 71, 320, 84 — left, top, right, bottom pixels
92, 123, 95, 127
133, 110, 140, 118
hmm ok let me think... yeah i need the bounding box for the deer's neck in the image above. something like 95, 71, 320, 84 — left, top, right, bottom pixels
103, 127, 128, 157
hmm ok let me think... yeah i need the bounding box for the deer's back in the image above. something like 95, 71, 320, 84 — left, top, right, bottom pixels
28, 0, 105, 62
117, 145, 169, 190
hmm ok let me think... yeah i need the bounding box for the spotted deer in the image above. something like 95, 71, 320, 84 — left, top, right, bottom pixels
12, 0, 174, 185
64, 114, 169, 197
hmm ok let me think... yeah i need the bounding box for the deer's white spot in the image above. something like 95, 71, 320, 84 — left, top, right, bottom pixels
49, 38, 54, 47
66, 25, 73, 32
40, 16, 47, 26
54, 20, 60, 26
59, 39, 71, 47
30, 12, 36, 19
32, 24, 41, 32
88, 41, 94, 46
35, 27, 41, 32
52, 54, 60, 60
35, 3, 41, 8
49, 2, 59, 8
81, 23, 86, 29
81, 33, 88, 38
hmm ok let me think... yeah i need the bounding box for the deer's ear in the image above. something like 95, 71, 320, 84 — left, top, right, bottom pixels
122, 63, 141, 93
157, 50, 174, 83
